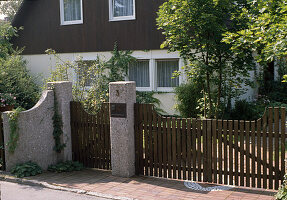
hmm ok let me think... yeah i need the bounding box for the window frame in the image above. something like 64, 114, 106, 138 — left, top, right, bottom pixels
155, 59, 180, 92
60, 0, 84, 26
127, 59, 152, 91
109, 0, 136, 22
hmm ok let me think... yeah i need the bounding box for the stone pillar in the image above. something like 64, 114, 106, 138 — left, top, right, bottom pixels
47, 81, 73, 161
109, 81, 136, 177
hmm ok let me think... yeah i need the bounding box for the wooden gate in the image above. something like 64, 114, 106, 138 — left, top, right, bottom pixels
135, 104, 287, 190
70, 102, 111, 170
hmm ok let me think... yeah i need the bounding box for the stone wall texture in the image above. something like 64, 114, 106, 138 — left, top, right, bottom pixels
109, 81, 136, 177
2, 81, 73, 171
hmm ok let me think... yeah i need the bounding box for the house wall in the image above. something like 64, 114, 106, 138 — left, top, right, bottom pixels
23, 49, 257, 116
12, 0, 166, 55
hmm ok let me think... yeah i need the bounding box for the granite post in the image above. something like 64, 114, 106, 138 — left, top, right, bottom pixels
109, 81, 136, 177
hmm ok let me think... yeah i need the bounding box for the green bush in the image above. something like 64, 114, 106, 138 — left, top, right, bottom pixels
175, 82, 202, 118
47, 161, 84, 173
275, 174, 287, 200
11, 161, 42, 178
0, 24, 40, 110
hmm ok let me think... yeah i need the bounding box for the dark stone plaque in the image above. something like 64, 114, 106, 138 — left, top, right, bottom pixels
110, 103, 127, 118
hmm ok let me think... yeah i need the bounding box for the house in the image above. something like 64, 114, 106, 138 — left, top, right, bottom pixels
12, 0, 260, 115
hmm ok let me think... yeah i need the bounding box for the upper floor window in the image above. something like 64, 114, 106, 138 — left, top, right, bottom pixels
109, 0, 135, 21
60, 0, 83, 25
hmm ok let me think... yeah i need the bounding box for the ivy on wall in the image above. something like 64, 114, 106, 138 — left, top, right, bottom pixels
52, 90, 66, 153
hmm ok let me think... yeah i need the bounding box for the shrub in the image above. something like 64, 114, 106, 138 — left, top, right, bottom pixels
11, 161, 42, 178
47, 161, 84, 173
275, 174, 287, 200
175, 82, 202, 118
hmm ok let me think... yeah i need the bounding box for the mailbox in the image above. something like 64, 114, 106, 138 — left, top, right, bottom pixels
110, 103, 127, 118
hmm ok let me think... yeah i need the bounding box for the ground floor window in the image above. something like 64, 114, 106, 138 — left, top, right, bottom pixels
128, 60, 150, 87
128, 58, 181, 92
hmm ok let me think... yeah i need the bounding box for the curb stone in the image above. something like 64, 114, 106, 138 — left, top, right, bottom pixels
0, 171, 135, 200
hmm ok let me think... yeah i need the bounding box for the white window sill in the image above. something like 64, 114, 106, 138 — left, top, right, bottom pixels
61, 20, 83, 26
136, 87, 152, 92
156, 87, 176, 92
109, 16, 136, 22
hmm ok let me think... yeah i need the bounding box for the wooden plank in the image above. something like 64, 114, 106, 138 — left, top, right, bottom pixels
172, 117, 177, 179
197, 119, 202, 182
187, 118, 192, 180
206, 120, 212, 183
268, 107, 273, 189
218, 120, 223, 184
234, 120, 239, 186
134, 104, 140, 175
153, 111, 158, 177
192, 118, 197, 181
212, 120, 217, 183
139, 104, 144, 174
262, 111, 268, 189
228, 120, 233, 186
143, 104, 149, 176
148, 105, 154, 176
240, 120, 245, 186
203, 120, 207, 182
158, 114, 163, 177
251, 121, 256, 188
274, 107, 280, 190
167, 117, 172, 178
245, 121, 250, 187
162, 117, 167, 178
182, 119, 187, 180
257, 119, 262, 188
281, 108, 286, 186
177, 118, 182, 179
223, 120, 228, 185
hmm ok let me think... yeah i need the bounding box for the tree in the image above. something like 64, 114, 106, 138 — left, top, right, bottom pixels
0, 0, 23, 22
223, 0, 287, 64
157, 0, 255, 118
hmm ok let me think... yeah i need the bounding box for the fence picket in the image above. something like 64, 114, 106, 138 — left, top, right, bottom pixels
228, 120, 233, 185
257, 119, 262, 188
281, 108, 286, 186
268, 108, 273, 189
251, 121, 256, 187
234, 120, 239, 186
274, 107, 280, 190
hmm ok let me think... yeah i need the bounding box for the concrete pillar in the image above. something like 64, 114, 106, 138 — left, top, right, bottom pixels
47, 81, 73, 161
109, 81, 136, 177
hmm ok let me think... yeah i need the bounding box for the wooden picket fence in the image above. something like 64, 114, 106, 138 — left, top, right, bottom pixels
135, 104, 287, 190
0, 114, 5, 170
70, 102, 111, 170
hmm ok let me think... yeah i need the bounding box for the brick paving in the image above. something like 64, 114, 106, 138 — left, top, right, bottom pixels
26, 169, 276, 200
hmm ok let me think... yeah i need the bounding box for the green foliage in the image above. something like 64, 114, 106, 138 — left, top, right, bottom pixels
223, 0, 287, 64
224, 100, 263, 120
157, 0, 255, 118
52, 89, 66, 153
276, 174, 287, 200
7, 107, 24, 153
0, 25, 39, 110
11, 161, 42, 178
0, 0, 23, 22
47, 161, 84, 173
174, 82, 202, 118
136, 91, 164, 113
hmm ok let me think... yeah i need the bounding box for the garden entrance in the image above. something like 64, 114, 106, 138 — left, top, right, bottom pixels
70, 102, 111, 170
135, 104, 287, 190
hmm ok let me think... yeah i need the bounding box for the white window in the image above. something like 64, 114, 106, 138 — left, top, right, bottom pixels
60, 0, 83, 25
129, 60, 150, 89
156, 59, 179, 90
109, 0, 136, 21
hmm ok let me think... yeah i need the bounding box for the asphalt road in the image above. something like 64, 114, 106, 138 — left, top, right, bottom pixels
0, 181, 111, 200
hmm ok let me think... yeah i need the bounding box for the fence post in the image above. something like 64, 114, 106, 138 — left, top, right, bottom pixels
109, 81, 136, 177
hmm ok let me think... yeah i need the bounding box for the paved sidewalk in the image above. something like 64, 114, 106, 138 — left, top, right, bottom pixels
19, 169, 276, 200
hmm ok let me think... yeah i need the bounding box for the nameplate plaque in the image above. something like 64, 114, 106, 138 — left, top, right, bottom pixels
110, 103, 127, 118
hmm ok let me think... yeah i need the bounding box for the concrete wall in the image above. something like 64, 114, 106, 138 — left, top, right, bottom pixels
2, 82, 73, 171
